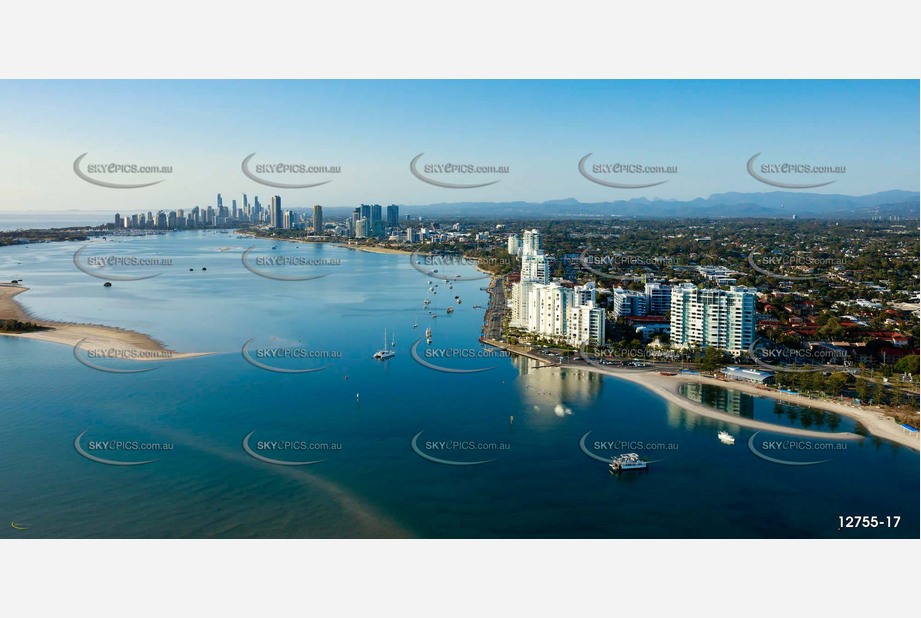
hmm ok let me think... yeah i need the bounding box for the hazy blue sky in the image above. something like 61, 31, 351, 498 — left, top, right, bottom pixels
0, 80, 917, 212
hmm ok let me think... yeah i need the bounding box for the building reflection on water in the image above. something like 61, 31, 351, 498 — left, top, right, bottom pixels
680, 383, 754, 418
512, 356, 602, 423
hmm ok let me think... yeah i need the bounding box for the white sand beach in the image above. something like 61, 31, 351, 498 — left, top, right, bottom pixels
1, 285, 209, 361
488, 341, 920, 451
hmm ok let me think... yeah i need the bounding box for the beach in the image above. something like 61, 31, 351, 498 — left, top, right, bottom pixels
0, 285, 208, 360
484, 339, 920, 451
332, 242, 414, 255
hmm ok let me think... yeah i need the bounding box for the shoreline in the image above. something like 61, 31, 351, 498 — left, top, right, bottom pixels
331, 242, 415, 255
243, 233, 416, 256
0, 285, 209, 361
483, 338, 919, 451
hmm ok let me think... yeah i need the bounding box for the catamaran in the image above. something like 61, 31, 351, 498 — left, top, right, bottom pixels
373, 329, 395, 360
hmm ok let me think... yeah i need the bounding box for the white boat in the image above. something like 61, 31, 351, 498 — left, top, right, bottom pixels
373, 329, 395, 360
609, 453, 648, 472
718, 431, 735, 445
413, 321, 418, 329
446, 307, 454, 314
425, 327, 432, 344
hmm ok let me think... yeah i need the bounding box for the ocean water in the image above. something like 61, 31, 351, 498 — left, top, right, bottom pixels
0, 231, 917, 538
0, 211, 113, 231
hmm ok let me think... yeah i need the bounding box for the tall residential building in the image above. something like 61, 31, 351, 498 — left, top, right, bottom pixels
509, 232, 605, 345
355, 218, 369, 238
645, 282, 672, 315
313, 205, 323, 234
574, 282, 598, 306
670, 284, 757, 353
370, 204, 383, 237
507, 234, 521, 256
511, 281, 604, 345
270, 195, 282, 228
511, 228, 551, 328
386, 204, 399, 227
521, 253, 549, 284
526, 281, 571, 340
216, 193, 223, 210
610, 288, 648, 319
522, 229, 542, 254
114, 213, 122, 228
570, 301, 606, 346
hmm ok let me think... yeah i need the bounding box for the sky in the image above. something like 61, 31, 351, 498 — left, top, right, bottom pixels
0, 80, 917, 213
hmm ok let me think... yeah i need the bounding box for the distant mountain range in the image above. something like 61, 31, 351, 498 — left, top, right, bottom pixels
317, 190, 919, 220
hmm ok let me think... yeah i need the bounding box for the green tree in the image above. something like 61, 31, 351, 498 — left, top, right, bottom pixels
699, 347, 724, 372
894, 355, 919, 376
826, 372, 849, 396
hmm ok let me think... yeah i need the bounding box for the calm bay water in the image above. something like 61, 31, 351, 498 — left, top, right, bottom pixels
0, 231, 918, 538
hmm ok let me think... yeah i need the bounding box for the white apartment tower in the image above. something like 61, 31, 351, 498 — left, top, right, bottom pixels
670, 284, 757, 353
509, 230, 605, 345
507, 234, 521, 256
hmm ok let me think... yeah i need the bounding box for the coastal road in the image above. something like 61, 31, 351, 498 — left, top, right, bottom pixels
481, 275, 506, 343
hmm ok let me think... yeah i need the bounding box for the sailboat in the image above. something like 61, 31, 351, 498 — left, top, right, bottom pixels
373, 329, 396, 360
